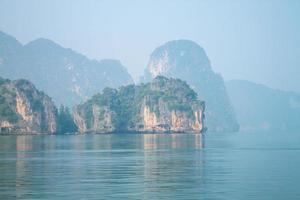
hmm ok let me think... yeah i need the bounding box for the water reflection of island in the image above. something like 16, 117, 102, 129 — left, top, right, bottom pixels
142, 134, 205, 198
142, 133, 204, 150
0, 134, 208, 199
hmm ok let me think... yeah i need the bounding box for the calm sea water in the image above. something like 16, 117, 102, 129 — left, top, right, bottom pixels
0, 132, 300, 200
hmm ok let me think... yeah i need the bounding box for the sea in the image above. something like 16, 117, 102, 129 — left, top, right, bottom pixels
0, 131, 300, 199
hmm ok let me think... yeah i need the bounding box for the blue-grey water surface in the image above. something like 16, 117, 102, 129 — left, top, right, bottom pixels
0, 132, 300, 200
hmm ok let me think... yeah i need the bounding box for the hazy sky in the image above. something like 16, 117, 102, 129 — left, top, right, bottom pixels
0, 0, 299, 92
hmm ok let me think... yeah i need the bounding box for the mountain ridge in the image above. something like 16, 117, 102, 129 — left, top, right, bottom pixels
226, 79, 300, 131
0, 31, 134, 107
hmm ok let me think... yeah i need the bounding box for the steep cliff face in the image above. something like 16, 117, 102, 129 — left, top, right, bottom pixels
0, 77, 58, 134
141, 40, 239, 132
0, 31, 133, 107
74, 76, 205, 133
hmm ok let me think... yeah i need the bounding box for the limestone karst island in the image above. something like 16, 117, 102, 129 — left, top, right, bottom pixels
0, 75, 205, 134
1, 1, 300, 199
1, 30, 300, 134
0, 31, 216, 134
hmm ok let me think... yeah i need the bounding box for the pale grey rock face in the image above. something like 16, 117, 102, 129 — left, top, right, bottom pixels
142, 40, 239, 132
0, 31, 134, 107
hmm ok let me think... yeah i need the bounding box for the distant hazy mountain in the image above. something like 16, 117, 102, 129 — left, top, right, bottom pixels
142, 40, 239, 132
226, 79, 300, 131
0, 31, 133, 106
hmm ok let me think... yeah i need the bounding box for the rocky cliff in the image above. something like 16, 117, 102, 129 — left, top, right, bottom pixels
0, 77, 58, 134
141, 40, 239, 132
0, 31, 133, 107
74, 76, 205, 133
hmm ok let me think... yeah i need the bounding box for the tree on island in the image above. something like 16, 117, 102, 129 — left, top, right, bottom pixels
58, 105, 78, 134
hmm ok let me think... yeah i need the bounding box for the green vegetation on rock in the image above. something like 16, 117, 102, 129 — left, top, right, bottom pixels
58, 105, 78, 134
0, 77, 58, 134
141, 40, 239, 132
74, 76, 205, 133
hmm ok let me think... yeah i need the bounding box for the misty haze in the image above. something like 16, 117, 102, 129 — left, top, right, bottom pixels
0, 0, 300, 199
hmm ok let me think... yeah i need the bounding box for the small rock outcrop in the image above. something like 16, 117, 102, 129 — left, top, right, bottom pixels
74, 76, 205, 133
0, 77, 58, 134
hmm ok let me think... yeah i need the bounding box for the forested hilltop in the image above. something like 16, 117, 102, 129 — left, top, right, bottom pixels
74, 76, 205, 133
0, 76, 205, 134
